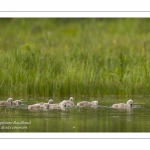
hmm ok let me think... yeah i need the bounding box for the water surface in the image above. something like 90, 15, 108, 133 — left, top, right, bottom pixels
0, 96, 149, 132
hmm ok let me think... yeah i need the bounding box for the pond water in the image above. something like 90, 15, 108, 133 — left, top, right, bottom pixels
0, 96, 150, 132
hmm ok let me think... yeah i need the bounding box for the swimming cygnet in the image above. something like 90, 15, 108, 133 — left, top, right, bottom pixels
77, 100, 98, 107
40, 103, 50, 110
34, 99, 53, 105
0, 98, 13, 106
60, 97, 74, 108
112, 99, 133, 108
48, 104, 60, 110
12, 99, 22, 106
90, 101, 98, 106
28, 103, 49, 110
58, 101, 67, 111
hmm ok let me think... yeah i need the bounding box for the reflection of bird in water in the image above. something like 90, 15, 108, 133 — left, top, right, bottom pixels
112, 107, 133, 122
126, 107, 133, 114
115, 107, 133, 114
60, 111, 68, 118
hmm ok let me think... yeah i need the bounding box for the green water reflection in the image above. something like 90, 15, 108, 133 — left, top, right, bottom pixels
0, 96, 150, 132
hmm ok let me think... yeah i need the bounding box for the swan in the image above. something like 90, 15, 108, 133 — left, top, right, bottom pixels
33, 99, 53, 105
0, 98, 13, 106
90, 100, 98, 106
60, 97, 74, 108
40, 103, 49, 110
12, 99, 22, 106
112, 99, 133, 108
59, 101, 67, 111
28, 104, 41, 110
48, 98, 70, 110
49, 104, 60, 110
28, 103, 49, 110
77, 100, 98, 107
77, 101, 91, 107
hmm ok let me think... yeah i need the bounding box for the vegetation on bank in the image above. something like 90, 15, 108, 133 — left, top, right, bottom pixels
0, 18, 150, 98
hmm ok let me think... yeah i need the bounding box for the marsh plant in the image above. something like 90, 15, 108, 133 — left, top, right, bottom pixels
0, 18, 150, 99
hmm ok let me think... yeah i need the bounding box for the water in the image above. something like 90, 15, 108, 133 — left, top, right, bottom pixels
0, 96, 150, 132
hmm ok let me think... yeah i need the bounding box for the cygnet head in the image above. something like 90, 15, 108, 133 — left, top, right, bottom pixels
69, 97, 73, 101
7, 98, 13, 102
7, 98, 13, 105
127, 99, 133, 107
16, 100, 22, 105
48, 99, 53, 104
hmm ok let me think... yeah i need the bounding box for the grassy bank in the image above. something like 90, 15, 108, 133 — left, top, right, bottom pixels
0, 18, 150, 98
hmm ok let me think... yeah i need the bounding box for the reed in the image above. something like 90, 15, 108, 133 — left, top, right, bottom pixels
0, 18, 150, 98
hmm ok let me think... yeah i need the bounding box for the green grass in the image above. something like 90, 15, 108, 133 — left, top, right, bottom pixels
0, 18, 150, 98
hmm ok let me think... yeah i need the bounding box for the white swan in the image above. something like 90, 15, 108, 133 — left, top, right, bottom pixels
0, 98, 13, 106
112, 99, 133, 108
77, 100, 98, 107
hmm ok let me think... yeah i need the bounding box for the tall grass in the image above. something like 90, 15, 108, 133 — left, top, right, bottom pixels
0, 18, 150, 98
